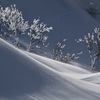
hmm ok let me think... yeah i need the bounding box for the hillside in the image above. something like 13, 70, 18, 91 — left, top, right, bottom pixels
1, 0, 100, 64
0, 0, 100, 100
0, 38, 100, 100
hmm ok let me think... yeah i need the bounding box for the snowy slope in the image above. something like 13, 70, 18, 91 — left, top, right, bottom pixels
74, 0, 100, 22
82, 73, 100, 84
1, 0, 100, 65
1, 0, 100, 100
1, 38, 100, 100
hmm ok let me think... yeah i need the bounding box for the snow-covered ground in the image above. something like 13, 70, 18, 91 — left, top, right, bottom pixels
1, 0, 100, 64
0, 38, 100, 100
1, 0, 100, 100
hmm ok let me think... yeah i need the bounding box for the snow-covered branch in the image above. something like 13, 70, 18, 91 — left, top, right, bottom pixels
27, 18, 53, 52
77, 28, 100, 70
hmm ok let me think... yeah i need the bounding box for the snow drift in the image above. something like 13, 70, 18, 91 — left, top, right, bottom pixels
0, 0, 100, 100
0, 39, 100, 100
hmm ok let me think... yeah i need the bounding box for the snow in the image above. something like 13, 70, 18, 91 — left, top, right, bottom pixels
1, 0, 100, 64
1, 38, 100, 100
1, 0, 100, 100
82, 73, 100, 84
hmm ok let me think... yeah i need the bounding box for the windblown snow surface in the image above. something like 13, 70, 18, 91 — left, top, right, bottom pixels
1, 0, 100, 100
1, 39, 100, 100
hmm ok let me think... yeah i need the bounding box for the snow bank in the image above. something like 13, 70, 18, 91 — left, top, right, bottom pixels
0, 0, 100, 99
1, 39, 100, 100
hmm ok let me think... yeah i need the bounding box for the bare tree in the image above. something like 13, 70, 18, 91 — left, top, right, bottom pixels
53, 39, 81, 63
0, 5, 29, 47
27, 18, 53, 52
0, 6, 10, 39
76, 28, 100, 70
62, 52, 82, 63
7, 5, 29, 47
53, 39, 66, 60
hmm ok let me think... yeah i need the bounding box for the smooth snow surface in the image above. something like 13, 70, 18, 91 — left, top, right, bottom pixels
1, 38, 100, 100
1, 0, 100, 100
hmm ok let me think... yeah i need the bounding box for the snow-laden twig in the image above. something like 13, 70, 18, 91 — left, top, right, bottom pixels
27, 18, 53, 52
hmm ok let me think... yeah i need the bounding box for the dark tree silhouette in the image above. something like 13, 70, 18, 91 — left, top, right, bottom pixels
86, 2, 99, 18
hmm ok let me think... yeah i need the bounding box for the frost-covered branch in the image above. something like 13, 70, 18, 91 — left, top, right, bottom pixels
53, 38, 81, 63
0, 5, 29, 47
53, 39, 66, 60
62, 52, 82, 63
7, 5, 29, 46
27, 18, 53, 52
76, 28, 100, 70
